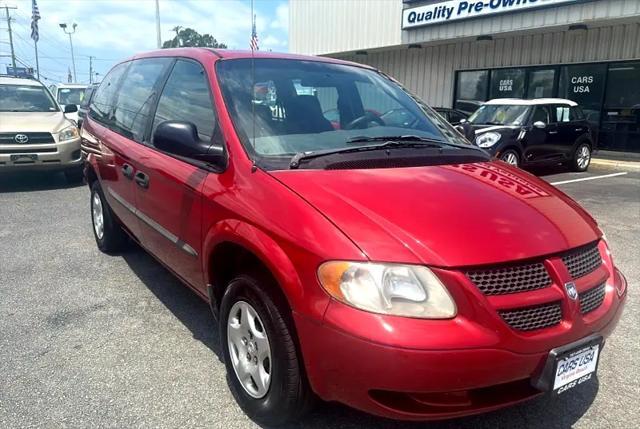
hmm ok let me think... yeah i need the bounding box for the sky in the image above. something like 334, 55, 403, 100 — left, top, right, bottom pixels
0, 0, 289, 84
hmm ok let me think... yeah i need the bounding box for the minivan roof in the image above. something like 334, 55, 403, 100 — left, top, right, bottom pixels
123, 47, 374, 70
485, 98, 578, 106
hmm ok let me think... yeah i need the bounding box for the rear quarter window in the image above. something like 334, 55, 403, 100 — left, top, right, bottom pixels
90, 62, 129, 127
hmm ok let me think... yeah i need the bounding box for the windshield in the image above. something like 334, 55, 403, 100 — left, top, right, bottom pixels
57, 87, 86, 106
0, 84, 59, 112
468, 104, 530, 126
216, 58, 469, 168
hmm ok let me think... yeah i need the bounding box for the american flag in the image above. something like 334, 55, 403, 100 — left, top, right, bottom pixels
31, 0, 41, 42
250, 15, 259, 51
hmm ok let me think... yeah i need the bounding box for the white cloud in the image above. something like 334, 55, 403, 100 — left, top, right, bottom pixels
270, 3, 288, 31
261, 34, 286, 51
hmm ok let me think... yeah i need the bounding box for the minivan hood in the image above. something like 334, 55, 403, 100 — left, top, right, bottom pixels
271, 162, 599, 267
0, 112, 71, 133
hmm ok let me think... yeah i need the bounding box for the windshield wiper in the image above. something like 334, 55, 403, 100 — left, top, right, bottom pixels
347, 134, 445, 145
289, 140, 445, 169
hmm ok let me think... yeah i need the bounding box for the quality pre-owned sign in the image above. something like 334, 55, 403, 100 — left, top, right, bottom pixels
402, 0, 581, 29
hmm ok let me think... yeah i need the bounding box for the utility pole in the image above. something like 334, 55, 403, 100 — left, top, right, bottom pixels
155, 0, 161, 49
3, 5, 17, 73
59, 23, 77, 83
89, 55, 93, 84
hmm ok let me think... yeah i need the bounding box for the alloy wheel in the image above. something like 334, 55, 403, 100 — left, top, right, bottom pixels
502, 151, 519, 166
92, 191, 104, 240
227, 301, 272, 399
577, 145, 591, 170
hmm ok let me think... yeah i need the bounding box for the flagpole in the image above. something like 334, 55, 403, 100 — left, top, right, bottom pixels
34, 40, 39, 79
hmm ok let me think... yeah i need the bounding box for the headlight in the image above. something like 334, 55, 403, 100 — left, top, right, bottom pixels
318, 261, 456, 319
58, 125, 79, 142
475, 131, 501, 148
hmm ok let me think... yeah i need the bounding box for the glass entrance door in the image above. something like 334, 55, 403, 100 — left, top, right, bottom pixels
526, 68, 556, 99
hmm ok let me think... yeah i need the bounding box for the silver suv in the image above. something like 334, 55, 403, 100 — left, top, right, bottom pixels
0, 75, 82, 182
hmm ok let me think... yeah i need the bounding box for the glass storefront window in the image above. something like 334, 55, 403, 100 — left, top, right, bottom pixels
527, 69, 555, 98
490, 68, 525, 99
455, 70, 488, 114
600, 62, 640, 152
455, 61, 639, 152
558, 64, 607, 125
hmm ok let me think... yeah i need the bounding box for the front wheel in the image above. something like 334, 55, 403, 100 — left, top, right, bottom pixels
571, 143, 591, 172
219, 274, 313, 426
90, 181, 127, 253
500, 149, 520, 167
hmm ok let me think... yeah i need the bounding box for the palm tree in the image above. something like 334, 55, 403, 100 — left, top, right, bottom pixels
171, 26, 183, 47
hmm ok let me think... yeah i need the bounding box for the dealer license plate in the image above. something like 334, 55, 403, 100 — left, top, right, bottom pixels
553, 343, 600, 394
10, 154, 38, 162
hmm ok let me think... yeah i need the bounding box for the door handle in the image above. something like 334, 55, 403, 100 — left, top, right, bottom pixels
121, 163, 134, 179
548, 131, 558, 135
575, 128, 584, 132
134, 171, 150, 189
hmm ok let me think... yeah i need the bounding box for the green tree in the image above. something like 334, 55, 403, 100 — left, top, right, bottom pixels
162, 27, 227, 49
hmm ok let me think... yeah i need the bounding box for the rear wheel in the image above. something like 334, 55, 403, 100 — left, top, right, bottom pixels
571, 143, 591, 172
220, 273, 313, 426
90, 181, 127, 253
500, 149, 520, 167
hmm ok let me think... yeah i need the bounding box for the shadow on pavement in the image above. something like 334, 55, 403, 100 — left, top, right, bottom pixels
525, 164, 574, 178
0, 170, 84, 192
121, 244, 223, 362
119, 244, 599, 429
287, 377, 598, 429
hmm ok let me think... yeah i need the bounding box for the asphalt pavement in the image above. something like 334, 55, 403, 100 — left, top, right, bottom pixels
0, 163, 638, 429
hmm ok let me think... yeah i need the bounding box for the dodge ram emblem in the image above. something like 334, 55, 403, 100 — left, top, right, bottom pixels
564, 282, 578, 300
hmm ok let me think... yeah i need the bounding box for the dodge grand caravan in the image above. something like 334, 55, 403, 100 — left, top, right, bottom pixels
82, 49, 627, 425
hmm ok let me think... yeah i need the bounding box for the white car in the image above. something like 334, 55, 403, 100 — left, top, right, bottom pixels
1, 76, 82, 182
48, 83, 88, 124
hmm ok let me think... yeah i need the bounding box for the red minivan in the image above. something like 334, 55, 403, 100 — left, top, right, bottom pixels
82, 48, 627, 425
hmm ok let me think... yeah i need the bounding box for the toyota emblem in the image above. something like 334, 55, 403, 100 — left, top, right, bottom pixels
564, 282, 579, 300
14, 134, 29, 144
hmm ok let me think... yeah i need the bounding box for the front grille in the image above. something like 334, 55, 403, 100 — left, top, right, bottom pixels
466, 262, 551, 296
562, 243, 602, 279
0, 148, 56, 154
579, 283, 606, 314
0, 132, 55, 145
499, 302, 562, 331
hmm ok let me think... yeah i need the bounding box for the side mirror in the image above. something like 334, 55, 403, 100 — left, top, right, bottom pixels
533, 121, 546, 129
153, 121, 226, 169
64, 104, 78, 113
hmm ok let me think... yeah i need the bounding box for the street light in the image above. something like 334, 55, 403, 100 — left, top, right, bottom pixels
59, 22, 77, 83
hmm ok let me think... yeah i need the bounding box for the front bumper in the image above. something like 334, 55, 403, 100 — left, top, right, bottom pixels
0, 137, 82, 171
295, 268, 626, 421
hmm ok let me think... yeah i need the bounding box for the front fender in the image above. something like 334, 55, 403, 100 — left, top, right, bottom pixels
202, 219, 308, 313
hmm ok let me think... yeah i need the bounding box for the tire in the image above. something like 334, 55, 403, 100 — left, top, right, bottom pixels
219, 273, 314, 426
571, 142, 591, 172
500, 149, 520, 167
64, 166, 84, 183
90, 181, 127, 253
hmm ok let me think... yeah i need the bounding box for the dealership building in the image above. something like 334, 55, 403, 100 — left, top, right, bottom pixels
289, 0, 640, 153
